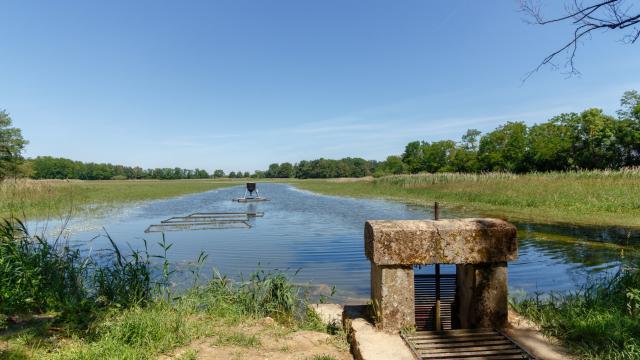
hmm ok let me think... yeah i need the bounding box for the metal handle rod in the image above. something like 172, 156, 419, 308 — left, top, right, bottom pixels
434, 202, 442, 331
435, 263, 441, 331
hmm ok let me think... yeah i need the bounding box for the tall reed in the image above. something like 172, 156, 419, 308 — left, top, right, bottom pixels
0, 218, 155, 326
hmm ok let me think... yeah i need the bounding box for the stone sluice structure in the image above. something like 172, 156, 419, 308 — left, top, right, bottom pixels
310, 217, 559, 359
365, 218, 518, 332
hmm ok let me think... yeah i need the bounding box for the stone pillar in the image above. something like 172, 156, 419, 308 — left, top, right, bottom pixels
455, 262, 508, 329
371, 263, 415, 332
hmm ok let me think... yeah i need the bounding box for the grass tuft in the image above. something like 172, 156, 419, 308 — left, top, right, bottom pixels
213, 331, 261, 347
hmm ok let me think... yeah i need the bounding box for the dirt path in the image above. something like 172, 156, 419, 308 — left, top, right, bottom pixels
506, 309, 576, 360
160, 321, 351, 360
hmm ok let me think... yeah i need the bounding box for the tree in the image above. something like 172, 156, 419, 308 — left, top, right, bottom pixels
265, 163, 280, 178
194, 169, 209, 178
341, 157, 370, 177
521, 0, 640, 76
402, 141, 425, 173
213, 169, 225, 178
614, 117, 640, 166
376, 155, 407, 176
228, 171, 237, 178
277, 162, 294, 178
294, 160, 311, 178
566, 108, 620, 169
0, 111, 28, 179
478, 122, 529, 172
618, 90, 640, 121
460, 129, 481, 151
527, 114, 576, 171
421, 140, 457, 173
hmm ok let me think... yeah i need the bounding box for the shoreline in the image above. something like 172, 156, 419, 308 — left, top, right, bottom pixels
286, 172, 640, 229
4, 172, 640, 230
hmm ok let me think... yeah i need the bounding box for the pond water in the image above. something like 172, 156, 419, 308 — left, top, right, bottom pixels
34, 183, 640, 301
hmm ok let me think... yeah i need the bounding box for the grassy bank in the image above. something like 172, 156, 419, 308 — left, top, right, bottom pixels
0, 218, 346, 360
0, 179, 243, 219
290, 170, 640, 228
511, 267, 640, 360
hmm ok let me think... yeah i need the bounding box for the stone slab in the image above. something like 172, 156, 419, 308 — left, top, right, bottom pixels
365, 218, 517, 265
310, 303, 344, 329
343, 305, 416, 360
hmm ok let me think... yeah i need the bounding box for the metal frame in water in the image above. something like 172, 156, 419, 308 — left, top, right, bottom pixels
144, 211, 263, 233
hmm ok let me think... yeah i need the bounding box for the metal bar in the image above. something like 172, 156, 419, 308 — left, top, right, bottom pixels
400, 333, 423, 360
435, 263, 441, 332
188, 212, 264, 217
434, 203, 441, 332
497, 329, 538, 360
162, 215, 249, 223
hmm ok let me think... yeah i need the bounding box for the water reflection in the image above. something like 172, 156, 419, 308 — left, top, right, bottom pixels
30, 183, 639, 301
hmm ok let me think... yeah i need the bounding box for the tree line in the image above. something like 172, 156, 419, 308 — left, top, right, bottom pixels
261, 90, 640, 177
26, 156, 213, 180
262, 158, 378, 179
1, 90, 639, 181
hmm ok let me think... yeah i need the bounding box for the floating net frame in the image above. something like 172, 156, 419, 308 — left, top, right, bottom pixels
145, 211, 262, 233
145, 220, 251, 233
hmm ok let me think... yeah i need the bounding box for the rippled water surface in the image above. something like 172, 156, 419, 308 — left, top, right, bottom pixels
39, 183, 639, 301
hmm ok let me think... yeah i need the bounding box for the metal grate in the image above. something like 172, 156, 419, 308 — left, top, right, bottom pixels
415, 274, 456, 331
402, 329, 535, 359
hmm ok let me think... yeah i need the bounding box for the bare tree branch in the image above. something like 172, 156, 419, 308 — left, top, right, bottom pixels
521, 0, 640, 79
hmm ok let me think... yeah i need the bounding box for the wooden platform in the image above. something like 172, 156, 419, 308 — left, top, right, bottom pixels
402, 329, 535, 359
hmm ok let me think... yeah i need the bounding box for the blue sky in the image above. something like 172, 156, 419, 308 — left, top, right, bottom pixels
1, 1, 639, 172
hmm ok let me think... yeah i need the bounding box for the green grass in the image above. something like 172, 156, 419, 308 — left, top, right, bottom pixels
0, 179, 243, 219
213, 331, 261, 347
309, 355, 338, 360
0, 280, 325, 359
289, 169, 640, 228
175, 349, 199, 360
512, 267, 640, 360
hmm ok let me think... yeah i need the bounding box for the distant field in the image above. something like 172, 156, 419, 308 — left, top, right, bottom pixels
4, 171, 640, 228
0, 179, 243, 219
290, 170, 640, 228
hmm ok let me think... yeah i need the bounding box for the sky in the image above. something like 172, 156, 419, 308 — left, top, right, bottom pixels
1, 1, 639, 172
